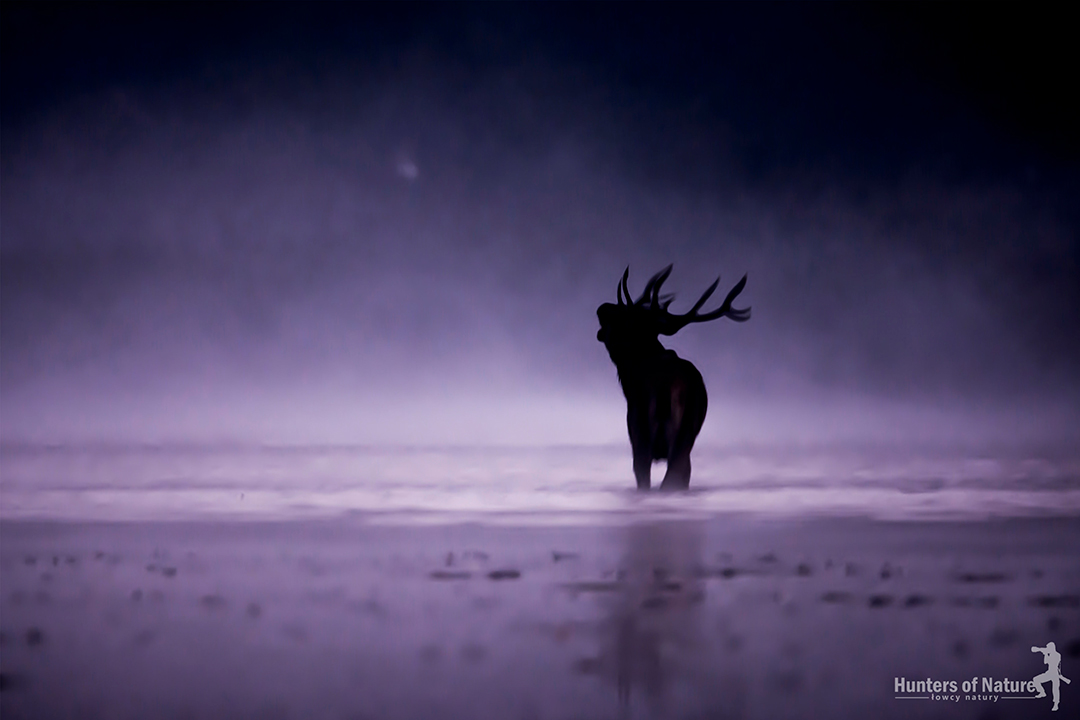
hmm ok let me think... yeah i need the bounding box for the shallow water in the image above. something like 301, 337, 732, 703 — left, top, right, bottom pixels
3, 442, 1079, 523
1, 443, 1079, 719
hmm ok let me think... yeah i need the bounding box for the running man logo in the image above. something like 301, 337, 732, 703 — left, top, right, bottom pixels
1031, 642, 1071, 712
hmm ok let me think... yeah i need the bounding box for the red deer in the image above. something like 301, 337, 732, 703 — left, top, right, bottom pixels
597, 265, 750, 489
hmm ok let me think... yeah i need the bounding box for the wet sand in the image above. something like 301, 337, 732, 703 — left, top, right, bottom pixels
2, 515, 1078, 719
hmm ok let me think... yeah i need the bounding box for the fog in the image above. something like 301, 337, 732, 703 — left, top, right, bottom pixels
3, 3, 1077, 446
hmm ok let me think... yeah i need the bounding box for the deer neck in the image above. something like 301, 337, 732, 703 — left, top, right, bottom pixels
612, 338, 674, 386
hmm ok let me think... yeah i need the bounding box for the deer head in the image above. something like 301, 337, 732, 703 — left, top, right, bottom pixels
596, 265, 750, 362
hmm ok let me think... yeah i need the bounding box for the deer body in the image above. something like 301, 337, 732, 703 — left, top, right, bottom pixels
597, 265, 749, 490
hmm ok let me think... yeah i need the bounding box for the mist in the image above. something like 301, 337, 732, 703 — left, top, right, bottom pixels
3, 3, 1077, 446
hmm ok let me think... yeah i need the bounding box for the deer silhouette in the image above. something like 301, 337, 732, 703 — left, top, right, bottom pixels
597, 265, 750, 490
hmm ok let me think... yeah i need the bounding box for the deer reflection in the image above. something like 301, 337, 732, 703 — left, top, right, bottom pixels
597, 265, 750, 489
585, 522, 707, 713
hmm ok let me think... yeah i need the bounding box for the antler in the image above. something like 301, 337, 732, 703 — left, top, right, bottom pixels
635, 265, 672, 306
656, 273, 750, 335
616, 265, 677, 308
616, 267, 631, 305
615, 265, 749, 332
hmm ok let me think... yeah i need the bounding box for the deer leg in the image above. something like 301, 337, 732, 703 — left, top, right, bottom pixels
628, 408, 653, 490
660, 400, 701, 491
659, 450, 691, 490
660, 379, 693, 490
632, 449, 652, 490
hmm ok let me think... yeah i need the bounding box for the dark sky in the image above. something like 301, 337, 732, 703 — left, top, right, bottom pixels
2, 2, 1077, 444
